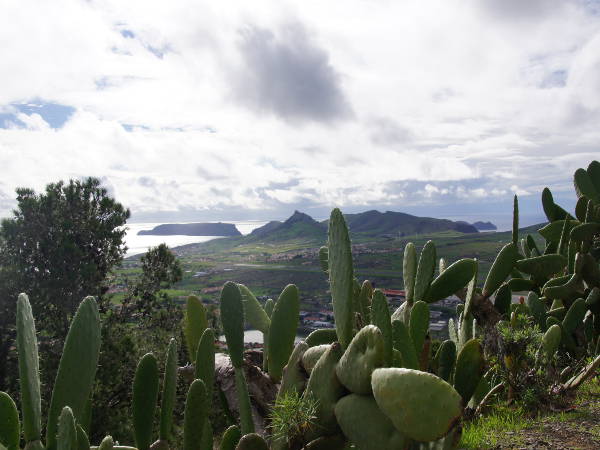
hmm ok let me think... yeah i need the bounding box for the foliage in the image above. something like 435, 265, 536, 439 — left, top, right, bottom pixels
0, 177, 129, 397
91, 244, 183, 444
268, 391, 318, 446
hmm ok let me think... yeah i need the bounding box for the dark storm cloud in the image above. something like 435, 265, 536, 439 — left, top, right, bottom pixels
231, 22, 353, 123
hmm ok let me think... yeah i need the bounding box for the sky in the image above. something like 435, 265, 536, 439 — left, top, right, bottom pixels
2, 0, 600, 228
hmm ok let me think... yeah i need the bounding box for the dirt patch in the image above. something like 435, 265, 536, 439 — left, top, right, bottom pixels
492, 396, 600, 449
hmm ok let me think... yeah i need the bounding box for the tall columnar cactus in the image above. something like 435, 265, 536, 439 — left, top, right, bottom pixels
371, 290, 393, 366
409, 301, 430, 360
195, 328, 215, 406
183, 379, 209, 450
132, 353, 159, 450
414, 241, 436, 303
158, 338, 179, 445
403, 243, 417, 305
220, 282, 254, 435
327, 208, 355, 349
46, 296, 101, 450
184, 296, 208, 361
57, 406, 77, 450
16, 293, 42, 449
267, 284, 300, 382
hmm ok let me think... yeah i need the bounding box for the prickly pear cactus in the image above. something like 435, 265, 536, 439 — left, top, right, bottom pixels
336, 325, 384, 394
183, 379, 209, 450
133, 353, 159, 450
327, 208, 355, 350
334, 394, 406, 450
371, 368, 462, 442
0, 391, 19, 450
184, 296, 209, 361
46, 297, 101, 450
267, 284, 300, 382
16, 293, 42, 448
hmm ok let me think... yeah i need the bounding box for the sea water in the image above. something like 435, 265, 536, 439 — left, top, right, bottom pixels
124, 220, 269, 257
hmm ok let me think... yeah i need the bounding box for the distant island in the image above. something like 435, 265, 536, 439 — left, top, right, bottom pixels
472, 221, 497, 231
137, 223, 241, 236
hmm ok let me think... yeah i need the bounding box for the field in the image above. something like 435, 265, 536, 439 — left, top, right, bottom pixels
117, 223, 545, 308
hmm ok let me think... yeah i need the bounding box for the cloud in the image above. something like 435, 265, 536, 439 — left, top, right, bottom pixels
229, 22, 353, 123
0, 0, 599, 224
368, 117, 412, 146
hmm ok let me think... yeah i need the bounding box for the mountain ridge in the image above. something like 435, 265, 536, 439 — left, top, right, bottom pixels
137, 222, 241, 236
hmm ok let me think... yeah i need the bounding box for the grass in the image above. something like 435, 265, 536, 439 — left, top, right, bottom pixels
460, 405, 530, 449
460, 379, 600, 449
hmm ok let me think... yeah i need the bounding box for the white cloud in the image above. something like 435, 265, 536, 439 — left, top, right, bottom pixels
1, 0, 599, 220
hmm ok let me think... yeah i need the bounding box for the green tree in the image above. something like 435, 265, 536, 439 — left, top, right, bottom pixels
92, 244, 184, 443
0, 177, 130, 391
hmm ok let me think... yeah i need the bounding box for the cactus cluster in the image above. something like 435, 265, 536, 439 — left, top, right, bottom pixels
264, 208, 486, 449
2, 161, 600, 450
471, 161, 600, 397
0, 292, 219, 450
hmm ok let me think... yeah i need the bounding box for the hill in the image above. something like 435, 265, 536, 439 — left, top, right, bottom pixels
138, 222, 241, 236
247, 210, 326, 242
340, 210, 479, 236
471, 221, 497, 231
173, 209, 486, 257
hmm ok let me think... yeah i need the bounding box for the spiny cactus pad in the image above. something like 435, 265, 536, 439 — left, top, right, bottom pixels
414, 241, 436, 303
305, 329, 338, 347
335, 394, 406, 450
278, 341, 309, 398
220, 282, 245, 368
46, 297, 101, 450
238, 284, 270, 334
336, 325, 385, 394
304, 342, 345, 436
267, 284, 300, 382
133, 353, 159, 450
0, 391, 20, 450
453, 339, 485, 405
159, 338, 179, 441
371, 290, 393, 366
16, 293, 41, 444
183, 379, 208, 450
371, 368, 462, 442
403, 243, 417, 303
327, 208, 355, 349
483, 243, 518, 298
195, 329, 215, 407
426, 258, 477, 304
184, 296, 208, 361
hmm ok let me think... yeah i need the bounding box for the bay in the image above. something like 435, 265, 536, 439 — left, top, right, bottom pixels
124, 220, 268, 257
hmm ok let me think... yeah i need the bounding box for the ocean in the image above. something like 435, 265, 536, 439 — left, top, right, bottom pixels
124, 220, 269, 257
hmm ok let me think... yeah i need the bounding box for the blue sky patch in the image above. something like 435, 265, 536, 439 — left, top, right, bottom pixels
120, 29, 135, 38
0, 101, 75, 129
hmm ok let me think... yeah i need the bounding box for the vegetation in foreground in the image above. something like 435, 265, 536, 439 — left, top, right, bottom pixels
0, 161, 599, 449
